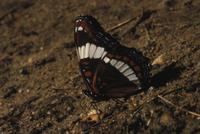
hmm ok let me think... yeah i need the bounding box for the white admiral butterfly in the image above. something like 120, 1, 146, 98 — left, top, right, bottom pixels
74, 15, 151, 100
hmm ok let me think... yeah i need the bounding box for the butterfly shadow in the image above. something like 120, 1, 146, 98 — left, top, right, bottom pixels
150, 63, 185, 88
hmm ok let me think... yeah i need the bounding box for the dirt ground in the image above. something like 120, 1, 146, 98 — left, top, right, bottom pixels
0, 0, 200, 133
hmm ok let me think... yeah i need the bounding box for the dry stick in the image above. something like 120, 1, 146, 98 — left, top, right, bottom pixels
157, 95, 200, 118
119, 10, 151, 37
106, 10, 152, 37
132, 87, 200, 119
106, 16, 136, 32
119, 14, 143, 37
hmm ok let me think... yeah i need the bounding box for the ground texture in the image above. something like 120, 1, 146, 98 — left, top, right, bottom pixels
0, 0, 200, 133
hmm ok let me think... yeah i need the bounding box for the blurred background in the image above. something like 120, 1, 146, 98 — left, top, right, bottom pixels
0, 0, 200, 133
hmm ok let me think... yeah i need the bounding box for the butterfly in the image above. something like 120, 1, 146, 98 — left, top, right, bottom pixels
74, 15, 151, 101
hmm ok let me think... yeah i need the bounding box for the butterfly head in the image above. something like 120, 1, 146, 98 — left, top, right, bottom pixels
74, 15, 104, 45
74, 15, 103, 33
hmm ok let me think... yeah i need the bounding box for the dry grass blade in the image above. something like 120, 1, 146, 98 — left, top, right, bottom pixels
158, 95, 200, 118
106, 16, 136, 32
152, 54, 165, 66
119, 10, 153, 37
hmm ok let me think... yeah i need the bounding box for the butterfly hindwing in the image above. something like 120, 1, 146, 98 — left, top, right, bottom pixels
79, 49, 146, 99
94, 61, 140, 98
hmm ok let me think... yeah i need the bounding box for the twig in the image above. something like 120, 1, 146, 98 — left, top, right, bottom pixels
106, 16, 136, 32
119, 10, 153, 37
158, 95, 200, 118
119, 15, 142, 37
131, 88, 200, 119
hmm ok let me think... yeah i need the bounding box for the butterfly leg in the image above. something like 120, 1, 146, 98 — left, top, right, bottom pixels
112, 98, 126, 105
90, 101, 102, 114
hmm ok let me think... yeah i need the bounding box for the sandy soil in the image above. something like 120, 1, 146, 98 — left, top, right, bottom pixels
0, 0, 200, 133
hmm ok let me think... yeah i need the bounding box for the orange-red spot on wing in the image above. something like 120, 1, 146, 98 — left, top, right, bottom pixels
84, 71, 93, 77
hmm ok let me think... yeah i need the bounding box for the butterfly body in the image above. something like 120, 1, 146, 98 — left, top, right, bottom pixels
74, 15, 151, 100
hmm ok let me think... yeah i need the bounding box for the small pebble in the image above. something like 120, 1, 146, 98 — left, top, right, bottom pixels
160, 112, 173, 126
18, 89, 22, 93
82, 109, 102, 122
47, 111, 51, 115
